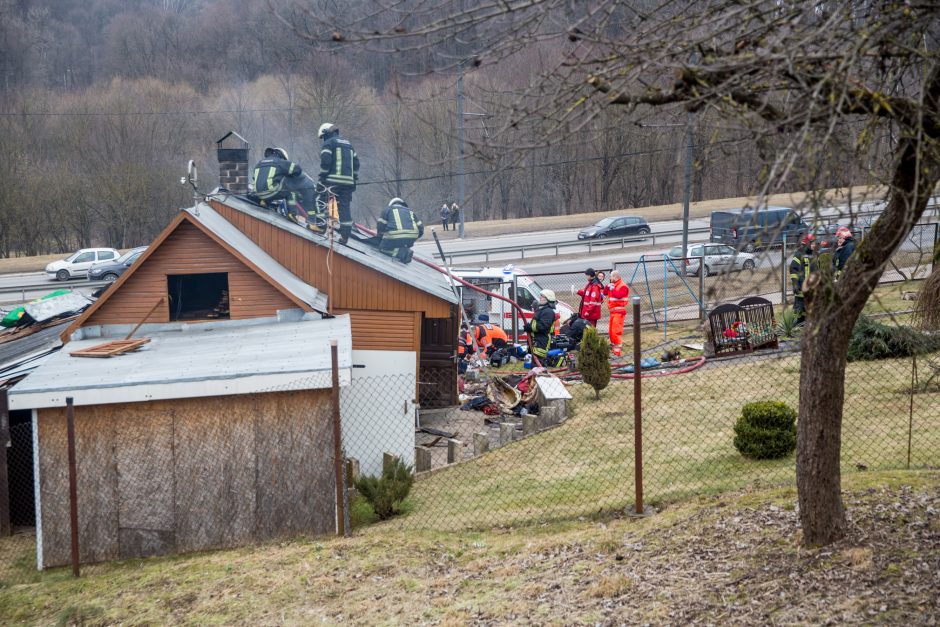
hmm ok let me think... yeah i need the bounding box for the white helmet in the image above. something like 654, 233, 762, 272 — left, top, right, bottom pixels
318, 122, 336, 139
389, 197, 408, 207
540, 289, 557, 302
264, 146, 288, 160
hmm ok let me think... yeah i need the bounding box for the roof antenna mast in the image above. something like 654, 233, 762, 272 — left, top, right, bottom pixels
181, 160, 200, 214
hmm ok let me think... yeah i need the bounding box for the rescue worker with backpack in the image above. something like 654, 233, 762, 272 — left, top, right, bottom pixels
251, 147, 312, 225
376, 198, 424, 263
526, 289, 557, 360
603, 269, 630, 357
577, 268, 605, 327
318, 123, 360, 244
789, 233, 817, 324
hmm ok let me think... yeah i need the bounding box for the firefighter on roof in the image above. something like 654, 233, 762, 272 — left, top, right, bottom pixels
318, 123, 360, 244
376, 198, 424, 263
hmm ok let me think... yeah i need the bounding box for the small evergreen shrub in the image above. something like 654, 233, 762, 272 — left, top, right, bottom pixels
579, 326, 611, 399
733, 401, 797, 460
847, 315, 939, 362
354, 458, 414, 520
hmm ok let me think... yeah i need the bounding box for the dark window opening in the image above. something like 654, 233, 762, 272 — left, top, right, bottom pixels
167, 273, 230, 321
7, 409, 35, 528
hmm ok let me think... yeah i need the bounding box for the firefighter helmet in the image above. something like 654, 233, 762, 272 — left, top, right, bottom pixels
389, 197, 408, 208
263, 147, 288, 160
317, 123, 336, 139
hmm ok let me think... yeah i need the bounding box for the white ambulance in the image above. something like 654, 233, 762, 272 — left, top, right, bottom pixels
451, 265, 574, 335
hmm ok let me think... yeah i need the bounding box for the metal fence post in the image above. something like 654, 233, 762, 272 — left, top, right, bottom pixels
632, 296, 644, 515
780, 239, 788, 307
330, 341, 347, 537
66, 397, 80, 577
511, 275, 519, 343
908, 354, 917, 469
698, 255, 705, 320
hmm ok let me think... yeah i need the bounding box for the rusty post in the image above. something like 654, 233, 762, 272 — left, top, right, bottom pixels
330, 341, 346, 537
0, 389, 11, 536
66, 397, 80, 576
632, 297, 644, 515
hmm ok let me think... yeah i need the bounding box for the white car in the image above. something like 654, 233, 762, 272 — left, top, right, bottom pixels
667, 244, 756, 277
45, 247, 120, 281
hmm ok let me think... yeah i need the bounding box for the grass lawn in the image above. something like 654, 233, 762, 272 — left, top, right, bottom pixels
407, 351, 940, 531
1, 470, 937, 624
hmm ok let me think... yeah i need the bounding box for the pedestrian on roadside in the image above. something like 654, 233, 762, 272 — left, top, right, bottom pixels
450, 202, 461, 232
440, 203, 451, 231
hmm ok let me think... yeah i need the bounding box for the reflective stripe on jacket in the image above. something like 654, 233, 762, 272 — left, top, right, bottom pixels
377, 205, 424, 242
789, 251, 813, 297
526, 302, 556, 357
320, 135, 360, 187
605, 279, 630, 313
252, 157, 302, 198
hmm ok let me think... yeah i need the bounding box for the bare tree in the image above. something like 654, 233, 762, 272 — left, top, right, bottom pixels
284, 0, 940, 546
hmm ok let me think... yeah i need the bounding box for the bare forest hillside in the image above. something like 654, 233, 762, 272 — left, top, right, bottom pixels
0, 0, 873, 256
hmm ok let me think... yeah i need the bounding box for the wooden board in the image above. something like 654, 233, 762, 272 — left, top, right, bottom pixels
70, 338, 151, 358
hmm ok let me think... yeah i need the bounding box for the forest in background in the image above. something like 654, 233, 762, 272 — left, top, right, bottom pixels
0, 0, 875, 255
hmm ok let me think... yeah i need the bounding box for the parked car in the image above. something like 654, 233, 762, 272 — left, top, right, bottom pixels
578, 216, 651, 240
87, 246, 148, 282
45, 247, 120, 281
668, 243, 757, 277
709, 206, 808, 252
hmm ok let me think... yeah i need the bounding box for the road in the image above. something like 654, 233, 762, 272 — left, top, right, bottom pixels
0, 273, 104, 307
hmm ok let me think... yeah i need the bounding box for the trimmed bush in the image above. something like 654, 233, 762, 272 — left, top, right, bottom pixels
733, 401, 797, 460
579, 326, 611, 399
354, 458, 414, 520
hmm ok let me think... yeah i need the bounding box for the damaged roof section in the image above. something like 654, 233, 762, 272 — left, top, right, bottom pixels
11, 313, 353, 409
206, 191, 459, 305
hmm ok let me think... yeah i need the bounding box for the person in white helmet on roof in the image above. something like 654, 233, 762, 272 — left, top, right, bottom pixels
250, 147, 312, 225
317, 122, 360, 244
375, 197, 424, 263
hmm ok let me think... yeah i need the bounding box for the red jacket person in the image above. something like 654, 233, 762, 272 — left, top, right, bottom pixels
577, 268, 605, 326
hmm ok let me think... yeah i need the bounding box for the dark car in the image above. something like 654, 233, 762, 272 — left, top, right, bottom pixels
709, 206, 809, 252
87, 246, 148, 282
577, 216, 650, 240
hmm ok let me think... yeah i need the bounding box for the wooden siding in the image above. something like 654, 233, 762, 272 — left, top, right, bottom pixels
36, 390, 336, 568
337, 309, 417, 352
210, 200, 451, 318
85, 222, 299, 326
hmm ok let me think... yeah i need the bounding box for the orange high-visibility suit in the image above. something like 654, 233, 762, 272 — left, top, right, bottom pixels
604, 278, 630, 356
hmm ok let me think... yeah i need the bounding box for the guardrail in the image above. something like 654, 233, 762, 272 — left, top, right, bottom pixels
0, 281, 106, 305
434, 227, 711, 264
432, 207, 939, 265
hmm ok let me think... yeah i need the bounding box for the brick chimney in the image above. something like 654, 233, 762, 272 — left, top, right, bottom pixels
216, 131, 250, 194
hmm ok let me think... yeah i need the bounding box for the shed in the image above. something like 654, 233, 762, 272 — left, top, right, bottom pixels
10, 314, 352, 569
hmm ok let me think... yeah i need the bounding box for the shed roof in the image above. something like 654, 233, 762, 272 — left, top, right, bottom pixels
184, 203, 328, 312
11, 314, 352, 409
207, 191, 459, 304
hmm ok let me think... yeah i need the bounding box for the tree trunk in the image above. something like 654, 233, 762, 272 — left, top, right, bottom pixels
795, 62, 940, 543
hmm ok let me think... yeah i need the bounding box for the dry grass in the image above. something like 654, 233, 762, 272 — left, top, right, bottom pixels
1, 471, 937, 625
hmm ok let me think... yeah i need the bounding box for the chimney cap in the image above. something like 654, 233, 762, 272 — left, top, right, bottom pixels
216, 130, 250, 150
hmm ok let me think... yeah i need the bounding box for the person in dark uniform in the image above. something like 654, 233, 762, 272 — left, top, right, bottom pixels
250, 147, 311, 224
318, 122, 360, 243
376, 197, 424, 263
789, 233, 816, 324
526, 289, 557, 360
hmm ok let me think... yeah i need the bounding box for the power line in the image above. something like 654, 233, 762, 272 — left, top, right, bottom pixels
357, 138, 745, 186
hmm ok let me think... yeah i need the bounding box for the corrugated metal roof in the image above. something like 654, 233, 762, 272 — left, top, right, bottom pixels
205, 191, 459, 304
0, 322, 68, 385
183, 204, 329, 312
10, 314, 352, 409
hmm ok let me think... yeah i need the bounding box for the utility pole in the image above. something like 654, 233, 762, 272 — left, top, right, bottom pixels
681, 109, 694, 254
456, 70, 466, 239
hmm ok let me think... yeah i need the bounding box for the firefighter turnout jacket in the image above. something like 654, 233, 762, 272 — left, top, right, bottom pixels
252, 157, 303, 199
377, 203, 424, 244
526, 301, 556, 358
789, 249, 814, 297
320, 134, 360, 188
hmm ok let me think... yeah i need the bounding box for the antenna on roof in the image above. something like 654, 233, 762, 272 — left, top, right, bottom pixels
181, 160, 200, 214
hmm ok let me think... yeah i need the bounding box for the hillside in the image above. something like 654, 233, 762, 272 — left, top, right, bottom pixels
1, 471, 937, 624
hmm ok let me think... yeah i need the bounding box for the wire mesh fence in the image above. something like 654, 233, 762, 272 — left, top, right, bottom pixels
3, 317, 938, 574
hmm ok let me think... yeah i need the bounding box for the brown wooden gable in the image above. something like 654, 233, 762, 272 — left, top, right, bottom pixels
208, 200, 452, 319
64, 213, 308, 340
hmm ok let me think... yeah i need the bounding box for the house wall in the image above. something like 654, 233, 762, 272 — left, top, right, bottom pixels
84, 222, 298, 326
35, 390, 335, 568
343, 349, 417, 477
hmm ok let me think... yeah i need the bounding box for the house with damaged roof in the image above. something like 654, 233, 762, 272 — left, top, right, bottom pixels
9, 136, 459, 568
